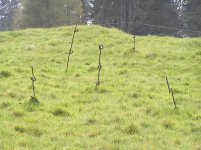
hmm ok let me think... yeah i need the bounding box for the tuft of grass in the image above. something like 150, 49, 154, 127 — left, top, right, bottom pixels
162, 120, 175, 129
128, 92, 140, 99
15, 126, 43, 137
28, 128, 43, 137
0, 71, 11, 78
52, 108, 71, 117
15, 126, 26, 133
123, 124, 140, 135
13, 110, 24, 118
86, 118, 97, 125
0, 101, 11, 109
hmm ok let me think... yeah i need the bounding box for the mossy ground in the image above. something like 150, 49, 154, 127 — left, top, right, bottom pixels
0, 25, 201, 149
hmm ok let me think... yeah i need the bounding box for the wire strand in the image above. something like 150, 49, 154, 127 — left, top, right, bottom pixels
92, 21, 201, 34
136, 22, 201, 34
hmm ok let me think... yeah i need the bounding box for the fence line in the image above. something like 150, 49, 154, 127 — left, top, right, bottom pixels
89, 21, 201, 35
135, 22, 201, 34
1, 20, 200, 81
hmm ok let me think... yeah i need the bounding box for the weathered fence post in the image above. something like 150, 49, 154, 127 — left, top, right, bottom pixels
96, 45, 104, 89
66, 25, 78, 72
165, 77, 178, 109
30, 66, 36, 98
166, 77, 171, 93
170, 88, 177, 109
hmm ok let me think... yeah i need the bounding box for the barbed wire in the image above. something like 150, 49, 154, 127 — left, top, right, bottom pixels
136, 22, 201, 34
1, 19, 200, 35
90, 21, 201, 34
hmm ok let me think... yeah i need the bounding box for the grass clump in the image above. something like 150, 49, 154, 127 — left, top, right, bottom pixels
13, 110, 24, 118
162, 120, 175, 129
0, 101, 11, 109
52, 108, 71, 117
86, 118, 97, 125
15, 126, 26, 133
15, 126, 43, 137
0, 71, 11, 78
123, 124, 140, 135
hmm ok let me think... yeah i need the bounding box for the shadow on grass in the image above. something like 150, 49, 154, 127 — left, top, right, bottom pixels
29, 96, 40, 105
23, 97, 40, 112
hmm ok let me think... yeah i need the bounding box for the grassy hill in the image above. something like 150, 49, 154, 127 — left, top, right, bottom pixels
0, 25, 201, 150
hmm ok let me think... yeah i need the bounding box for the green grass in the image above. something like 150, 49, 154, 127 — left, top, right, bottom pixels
0, 25, 201, 149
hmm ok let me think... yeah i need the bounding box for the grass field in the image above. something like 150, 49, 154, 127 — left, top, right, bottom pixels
0, 25, 201, 150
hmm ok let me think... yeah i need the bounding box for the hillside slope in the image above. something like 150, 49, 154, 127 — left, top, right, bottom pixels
0, 25, 201, 149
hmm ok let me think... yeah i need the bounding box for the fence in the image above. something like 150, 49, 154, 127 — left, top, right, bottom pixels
1, 22, 201, 108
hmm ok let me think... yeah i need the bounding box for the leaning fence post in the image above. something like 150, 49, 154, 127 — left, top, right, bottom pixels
96, 45, 104, 89
66, 25, 78, 72
170, 88, 177, 109
165, 77, 178, 109
166, 77, 171, 93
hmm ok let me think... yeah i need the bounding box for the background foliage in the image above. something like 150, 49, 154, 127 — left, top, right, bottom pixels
0, 0, 201, 36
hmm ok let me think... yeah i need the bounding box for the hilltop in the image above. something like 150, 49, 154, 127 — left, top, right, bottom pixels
0, 25, 201, 149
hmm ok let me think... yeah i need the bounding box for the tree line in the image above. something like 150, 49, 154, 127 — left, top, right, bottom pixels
0, 0, 201, 36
